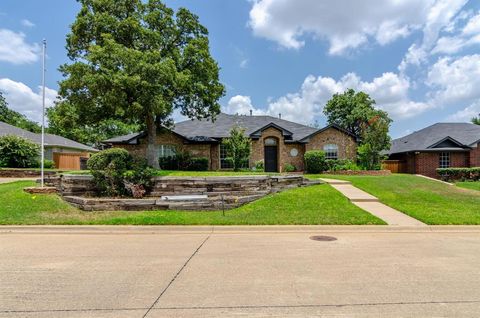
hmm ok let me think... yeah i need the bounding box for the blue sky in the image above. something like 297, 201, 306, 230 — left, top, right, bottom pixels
1, 0, 480, 138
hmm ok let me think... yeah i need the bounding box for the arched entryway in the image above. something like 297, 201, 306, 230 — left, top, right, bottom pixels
264, 137, 278, 172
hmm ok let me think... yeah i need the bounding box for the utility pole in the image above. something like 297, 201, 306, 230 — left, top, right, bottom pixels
41, 39, 46, 187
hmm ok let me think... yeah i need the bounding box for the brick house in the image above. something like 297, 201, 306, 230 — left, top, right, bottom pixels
387, 123, 480, 178
103, 113, 357, 172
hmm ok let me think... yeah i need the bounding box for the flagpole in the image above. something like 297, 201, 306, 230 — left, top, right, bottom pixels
41, 39, 46, 188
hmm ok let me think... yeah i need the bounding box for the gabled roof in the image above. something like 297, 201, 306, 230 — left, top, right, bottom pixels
103, 113, 358, 145
300, 123, 358, 142
389, 123, 480, 154
0, 121, 98, 152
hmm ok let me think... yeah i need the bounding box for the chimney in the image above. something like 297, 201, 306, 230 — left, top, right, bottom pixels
279, 113, 282, 119
250, 109, 253, 116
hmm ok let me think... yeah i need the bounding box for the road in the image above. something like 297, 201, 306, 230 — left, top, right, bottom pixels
1, 226, 480, 317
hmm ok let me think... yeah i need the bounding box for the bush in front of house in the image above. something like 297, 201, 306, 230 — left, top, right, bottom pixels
437, 167, 480, 182
185, 157, 209, 171
87, 148, 154, 197
32, 159, 56, 169
304, 150, 327, 173
325, 159, 360, 172
284, 163, 296, 172
158, 152, 209, 171
254, 160, 264, 172
0, 135, 40, 168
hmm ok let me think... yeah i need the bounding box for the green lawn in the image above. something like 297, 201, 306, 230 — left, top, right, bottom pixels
456, 181, 480, 191
307, 174, 480, 225
0, 181, 384, 225
62, 170, 281, 176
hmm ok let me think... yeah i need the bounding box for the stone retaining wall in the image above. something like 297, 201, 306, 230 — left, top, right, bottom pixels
55, 174, 322, 211
0, 169, 58, 178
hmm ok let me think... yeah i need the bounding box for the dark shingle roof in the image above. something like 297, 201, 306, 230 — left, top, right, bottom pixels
389, 123, 480, 154
0, 121, 98, 152
173, 113, 318, 140
104, 113, 321, 144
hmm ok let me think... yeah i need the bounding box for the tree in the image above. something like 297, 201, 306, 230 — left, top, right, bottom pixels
47, 102, 141, 147
53, 0, 225, 167
222, 126, 251, 171
0, 91, 41, 133
323, 89, 392, 170
324, 89, 380, 136
472, 114, 480, 125
357, 116, 391, 170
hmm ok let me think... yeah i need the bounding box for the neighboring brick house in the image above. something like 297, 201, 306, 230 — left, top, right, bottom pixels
387, 123, 480, 178
103, 113, 357, 172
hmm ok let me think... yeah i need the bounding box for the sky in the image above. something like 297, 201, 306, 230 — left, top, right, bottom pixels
1, 0, 480, 138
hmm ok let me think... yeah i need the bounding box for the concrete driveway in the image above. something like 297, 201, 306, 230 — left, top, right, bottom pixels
1, 226, 480, 317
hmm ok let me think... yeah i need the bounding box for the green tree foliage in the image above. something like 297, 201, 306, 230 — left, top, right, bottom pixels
222, 126, 251, 171
47, 102, 140, 147
0, 92, 41, 133
52, 0, 225, 167
0, 135, 40, 168
324, 89, 392, 170
357, 116, 391, 170
472, 114, 480, 125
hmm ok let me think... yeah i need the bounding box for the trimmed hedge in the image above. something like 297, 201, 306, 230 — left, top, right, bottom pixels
437, 167, 480, 182
187, 157, 209, 171
304, 150, 327, 173
158, 154, 209, 171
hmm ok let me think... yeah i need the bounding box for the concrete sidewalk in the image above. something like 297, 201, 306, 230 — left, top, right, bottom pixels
321, 178, 427, 227
1, 227, 480, 317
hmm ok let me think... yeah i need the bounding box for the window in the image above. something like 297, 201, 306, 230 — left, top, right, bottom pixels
439, 152, 450, 168
323, 144, 338, 160
159, 145, 176, 158
264, 137, 277, 146
220, 144, 233, 169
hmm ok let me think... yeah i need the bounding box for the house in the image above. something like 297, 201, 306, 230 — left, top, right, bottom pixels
103, 113, 358, 172
0, 121, 98, 169
387, 123, 480, 178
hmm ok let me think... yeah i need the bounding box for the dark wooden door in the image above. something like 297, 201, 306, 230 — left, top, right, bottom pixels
264, 146, 278, 172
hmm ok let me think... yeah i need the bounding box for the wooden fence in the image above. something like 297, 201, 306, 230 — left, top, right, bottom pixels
381, 160, 407, 173
53, 152, 89, 170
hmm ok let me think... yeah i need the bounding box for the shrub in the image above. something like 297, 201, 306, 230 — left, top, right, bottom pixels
186, 157, 209, 171
0, 135, 39, 168
254, 160, 264, 172
437, 167, 480, 182
304, 150, 327, 173
325, 159, 360, 171
158, 155, 178, 170
87, 148, 154, 197
33, 159, 56, 169
284, 163, 296, 172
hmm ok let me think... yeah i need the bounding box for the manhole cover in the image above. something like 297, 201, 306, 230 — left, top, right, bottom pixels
310, 235, 337, 242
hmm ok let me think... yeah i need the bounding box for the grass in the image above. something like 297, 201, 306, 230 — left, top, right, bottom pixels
456, 181, 480, 191
307, 174, 480, 225
0, 181, 384, 225
60, 170, 282, 176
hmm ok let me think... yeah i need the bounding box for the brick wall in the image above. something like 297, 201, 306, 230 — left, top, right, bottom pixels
305, 127, 357, 160
469, 143, 480, 167
415, 152, 470, 178
250, 127, 284, 171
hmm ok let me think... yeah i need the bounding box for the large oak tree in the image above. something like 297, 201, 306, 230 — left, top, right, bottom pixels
52, 0, 225, 167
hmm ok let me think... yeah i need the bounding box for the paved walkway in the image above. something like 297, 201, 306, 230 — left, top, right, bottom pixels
1, 226, 479, 317
321, 178, 427, 227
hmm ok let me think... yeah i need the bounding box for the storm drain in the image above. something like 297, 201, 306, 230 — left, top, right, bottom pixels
310, 235, 337, 242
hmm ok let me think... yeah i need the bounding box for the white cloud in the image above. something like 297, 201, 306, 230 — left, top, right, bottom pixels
447, 101, 480, 122
427, 54, 480, 106
21, 19, 35, 28
227, 72, 430, 124
224, 95, 265, 115
239, 59, 249, 69
0, 29, 40, 64
432, 11, 480, 55
398, 0, 468, 71
249, 0, 439, 55
0, 78, 57, 123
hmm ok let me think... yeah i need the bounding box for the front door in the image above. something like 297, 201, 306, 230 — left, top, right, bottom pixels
264, 146, 278, 172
